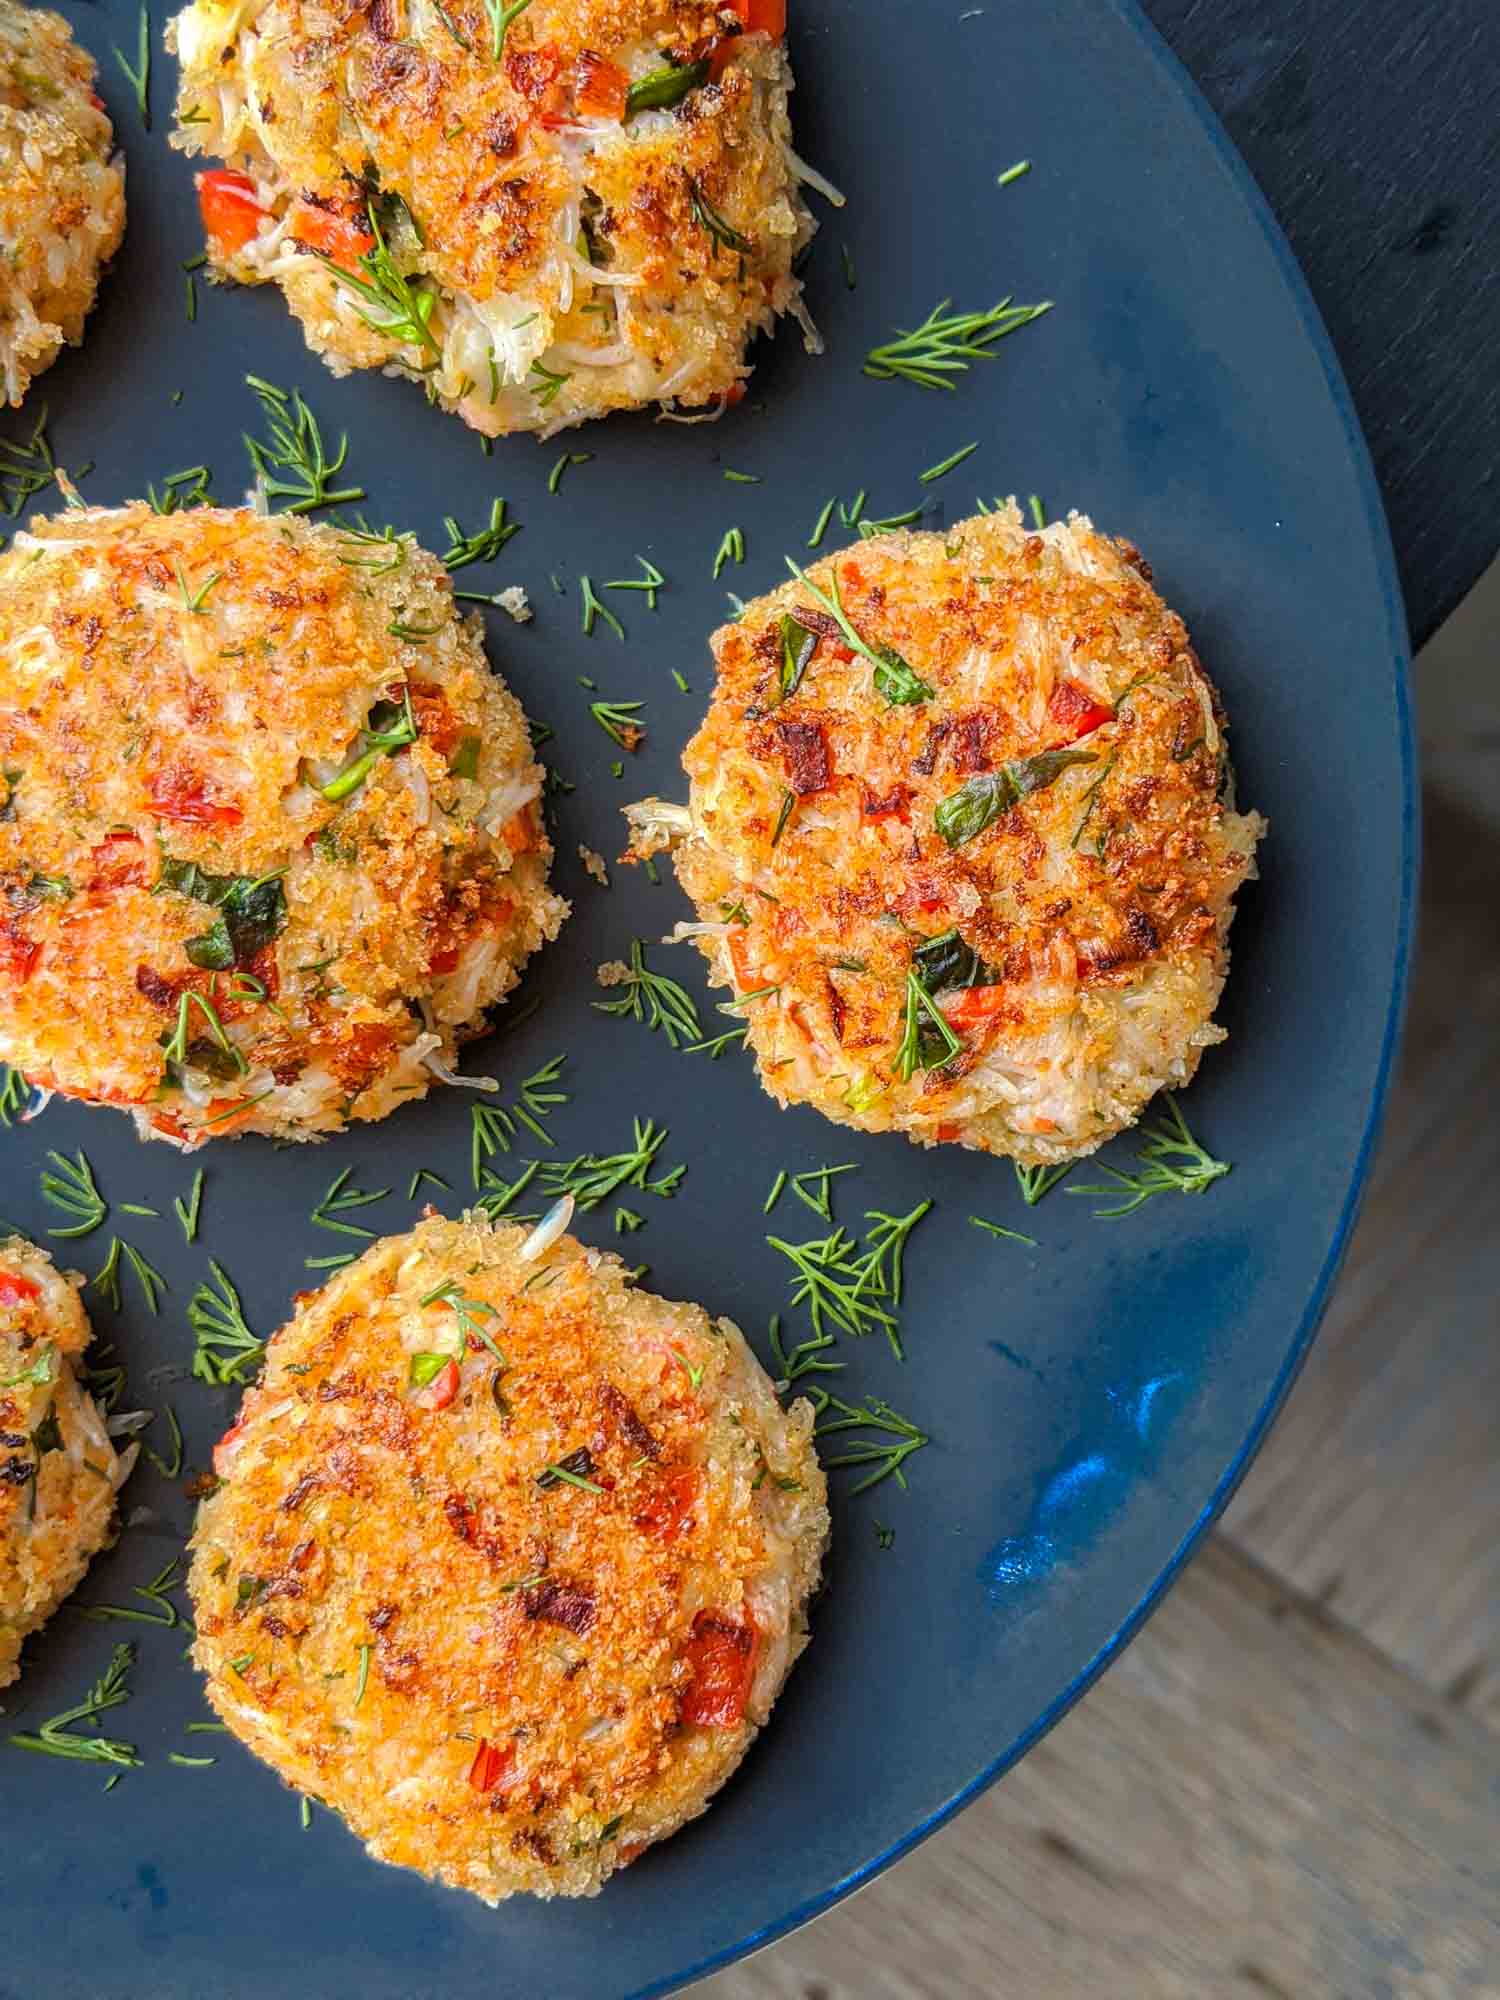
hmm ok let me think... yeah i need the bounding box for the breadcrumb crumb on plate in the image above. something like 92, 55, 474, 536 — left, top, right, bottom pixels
189, 1212, 828, 1902
0, 505, 567, 1148
629, 505, 1265, 1165
167, 0, 826, 438
0, 1237, 134, 1688
0, 0, 125, 407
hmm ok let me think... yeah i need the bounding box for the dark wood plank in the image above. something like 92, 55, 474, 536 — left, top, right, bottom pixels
705, 1541, 1500, 1999
1146, 0, 1500, 646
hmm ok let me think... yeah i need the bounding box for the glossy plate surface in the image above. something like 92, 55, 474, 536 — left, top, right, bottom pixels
3, 1, 1414, 1993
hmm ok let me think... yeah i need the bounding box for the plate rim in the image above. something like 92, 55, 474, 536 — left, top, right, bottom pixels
637, 2, 1420, 1991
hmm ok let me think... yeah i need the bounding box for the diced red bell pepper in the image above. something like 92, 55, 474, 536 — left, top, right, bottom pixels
213, 1416, 249, 1480
414, 1358, 460, 1411
147, 769, 243, 827
575, 51, 629, 120
0, 1270, 42, 1308
1046, 678, 1114, 744
89, 829, 148, 891
197, 169, 269, 256
634, 1466, 701, 1543
467, 1738, 515, 1792
428, 944, 461, 975
681, 1611, 758, 1727
0, 922, 39, 986
939, 984, 1011, 1031
744, 0, 786, 35
286, 198, 375, 271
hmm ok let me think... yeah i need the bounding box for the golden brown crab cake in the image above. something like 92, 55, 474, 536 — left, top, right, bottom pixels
0, 505, 566, 1149
0, 0, 125, 406
189, 1210, 828, 1902
0, 1237, 135, 1688
628, 505, 1264, 1165
168, 0, 822, 439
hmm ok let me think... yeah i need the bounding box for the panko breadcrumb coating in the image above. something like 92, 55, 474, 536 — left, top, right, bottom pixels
168, 0, 822, 438
0, 506, 566, 1149
0, 1237, 134, 1688
190, 1210, 828, 1902
629, 505, 1264, 1164
0, 0, 125, 406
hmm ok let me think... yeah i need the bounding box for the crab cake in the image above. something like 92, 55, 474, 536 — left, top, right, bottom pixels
190, 1210, 828, 1902
629, 505, 1264, 1165
0, 1238, 135, 1688
168, 0, 821, 439
0, 505, 566, 1149
0, 0, 125, 407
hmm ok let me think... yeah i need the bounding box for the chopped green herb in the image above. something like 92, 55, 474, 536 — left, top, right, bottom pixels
189, 1261, 264, 1385
722, 468, 760, 484
243, 376, 364, 514
894, 968, 963, 1081
603, 556, 665, 610
1067, 1098, 1231, 1217
784, 557, 934, 707
529, 359, 571, 407
40, 1149, 107, 1239
970, 1215, 1039, 1249
807, 497, 837, 548
407, 1167, 451, 1200
767, 1201, 931, 1360
864, 295, 1053, 391
626, 58, 708, 116
1014, 1161, 1072, 1207
768, 1313, 843, 1388
934, 750, 1097, 847
580, 575, 625, 640
421, 1279, 506, 1365
548, 452, 592, 494
8, 1642, 141, 1767
111, 4, 151, 129
308, 1168, 389, 1257
614, 1207, 645, 1234
770, 788, 796, 847
671, 669, 689, 693
812, 1392, 930, 1495
469, 1055, 568, 1184
920, 442, 979, 484
595, 940, 701, 1047
0, 406, 60, 517
89, 1238, 165, 1315
442, 497, 519, 569
997, 158, 1031, 187
310, 202, 440, 360
535, 1118, 684, 1211
0, 1065, 30, 1126
712, 526, 745, 579
482, 0, 532, 58
1028, 493, 1047, 530
142, 1405, 184, 1480
78, 1555, 182, 1628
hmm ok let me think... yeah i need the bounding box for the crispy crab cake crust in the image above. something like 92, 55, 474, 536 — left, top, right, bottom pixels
0, 1237, 134, 1687
631, 505, 1264, 1165
0, 0, 125, 407
189, 1214, 828, 1901
0, 505, 566, 1148
169, 0, 818, 437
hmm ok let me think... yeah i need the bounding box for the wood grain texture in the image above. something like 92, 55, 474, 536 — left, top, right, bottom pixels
703, 1541, 1500, 2000
1224, 612, 1500, 1727
1146, 0, 1500, 644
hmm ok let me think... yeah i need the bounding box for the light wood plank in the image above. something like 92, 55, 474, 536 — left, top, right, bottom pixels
1223, 774, 1500, 1728
704, 1541, 1500, 2000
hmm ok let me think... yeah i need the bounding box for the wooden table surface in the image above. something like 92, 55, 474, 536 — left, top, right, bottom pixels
704, 9, 1500, 1973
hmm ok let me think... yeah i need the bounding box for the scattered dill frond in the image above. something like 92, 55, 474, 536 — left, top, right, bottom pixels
78, 1555, 183, 1629
548, 452, 592, 495
789, 1164, 859, 1221
682, 1026, 747, 1059
90, 1239, 166, 1315
442, 497, 519, 569
863, 296, 1053, 391
173, 1169, 205, 1243
766, 1201, 931, 1360
311, 202, 440, 360
593, 939, 701, 1047
767, 1312, 844, 1388
0, 406, 60, 517
469, 1055, 569, 1185
111, 3, 151, 129
920, 442, 979, 484
40, 1150, 107, 1239
712, 526, 745, 579
603, 556, 665, 610
1067, 1098, 1231, 1218
535, 1118, 684, 1211
0, 1065, 29, 1125
969, 1215, 1039, 1249
580, 575, 625, 640
1014, 1161, 1072, 1207
188, 1261, 264, 1385
811, 1392, 930, 1495
407, 1167, 450, 1201
244, 377, 364, 514
146, 465, 213, 515
309, 1168, 390, 1252
484, 0, 533, 61
473, 1160, 540, 1219
8, 1642, 141, 1767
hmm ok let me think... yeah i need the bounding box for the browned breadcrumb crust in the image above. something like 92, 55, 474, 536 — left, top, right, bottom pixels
190, 1214, 827, 1901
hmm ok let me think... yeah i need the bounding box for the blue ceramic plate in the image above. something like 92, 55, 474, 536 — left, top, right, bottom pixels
2, 1, 1414, 1993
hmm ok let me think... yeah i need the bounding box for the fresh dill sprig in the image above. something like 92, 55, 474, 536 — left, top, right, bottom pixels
469, 1055, 569, 1184
112, 3, 151, 129
243, 377, 364, 515
311, 202, 440, 360
0, 1065, 29, 1126
188, 1261, 264, 1385
863, 296, 1053, 391
441, 497, 519, 569
529, 360, 571, 407
593, 939, 701, 1047
812, 1392, 930, 1496
91, 1238, 166, 1315
146, 465, 213, 515
473, 1160, 540, 1218
1014, 1161, 1072, 1207
1067, 1098, 1231, 1218
614, 1207, 645, 1234
687, 175, 750, 256
535, 1118, 684, 1211
894, 968, 963, 1081
420, 1280, 506, 1365
682, 1025, 747, 1059
603, 556, 665, 610
0, 405, 60, 517
173, 1169, 205, 1243
484, 0, 533, 60
40, 1150, 107, 1239
8, 1643, 141, 1767
142, 1404, 184, 1479
407, 1167, 450, 1201
970, 1214, 1039, 1249
783, 556, 933, 705
589, 698, 644, 749
767, 1313, 843, 1388
307, 1168, 390, 1265
920, 441, 979, 484
548, 452, 592, 495
766, 1201, 931, 1360
856, 506, 925, 540
580, 576, 625, 640
77, 1555, 183, 1629
712, 526, 745, 579
789, 1164, 859, 1221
